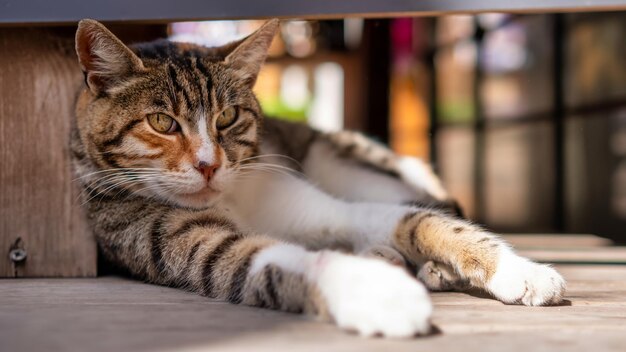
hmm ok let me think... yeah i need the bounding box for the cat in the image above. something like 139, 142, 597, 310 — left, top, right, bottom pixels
71, 19, 566, 338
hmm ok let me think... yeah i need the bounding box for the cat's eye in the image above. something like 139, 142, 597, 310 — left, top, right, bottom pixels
216, 107, 238, 129
147, 113, 179, 134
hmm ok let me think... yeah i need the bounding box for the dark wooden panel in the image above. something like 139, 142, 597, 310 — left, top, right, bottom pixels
0, 28, 97, 277
1, 0, 626, 25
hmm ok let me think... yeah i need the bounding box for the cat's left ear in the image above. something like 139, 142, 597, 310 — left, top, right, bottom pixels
75, 19, 146, 94
224, 19, 280, 87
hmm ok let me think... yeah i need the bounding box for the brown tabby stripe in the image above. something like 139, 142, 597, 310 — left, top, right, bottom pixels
167, 65, 192, 113
71, 145, 86, 160
98, 152, 124, 169
194, 59, 211, 84
131, 132, 166, 149
196, 60, 213, 97
177, 55, 195, 73
401, 211, 418, 224
233, 139, 255, 148
151, 98, 168, 110
117, 152, 165, 161
242, 107, 261, 121
188, 68, 205, 111
170, 215, 237, 238
229, 118, 254, 137
152, 214, 236, 277
399, 211, 418, 247
223, 145, 241, 162
202, 234, 244, 297
100, 119, 143, 149
227, 247, 262, 304
100, 203, 146, 232
191, 59, 212, 105
150, 213, 169, 274
264, 265, 280, 308
186, 240, 203, 270
255, 289, 269, 308
408, 213, 437, 248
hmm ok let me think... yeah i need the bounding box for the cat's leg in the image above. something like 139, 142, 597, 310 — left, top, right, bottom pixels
103, 204, 432, 337
250, 243, 433, 337
229, 173, 565, 306
304, 133, 470, 290
320, 130, 448, 202
307, 131, 462, 216
394, 211, 566, 305
260, 120, 461, 216
261, 122, 465, 286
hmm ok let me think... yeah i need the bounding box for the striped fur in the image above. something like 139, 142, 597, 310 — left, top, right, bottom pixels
72, 19, 566, 338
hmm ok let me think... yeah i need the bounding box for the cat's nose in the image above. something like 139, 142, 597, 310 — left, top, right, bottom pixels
195, 161, 221, 181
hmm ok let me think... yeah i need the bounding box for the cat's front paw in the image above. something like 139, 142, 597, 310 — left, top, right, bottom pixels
486, 248, 566, 306
315, 252, 432, 337
417, 261, 466, 291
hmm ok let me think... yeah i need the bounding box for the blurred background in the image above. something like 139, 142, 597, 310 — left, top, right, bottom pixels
168, 13, 626, 243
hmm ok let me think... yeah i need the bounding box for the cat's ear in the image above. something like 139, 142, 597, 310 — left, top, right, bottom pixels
224, 19, 279, 86
75, 19, 145, 94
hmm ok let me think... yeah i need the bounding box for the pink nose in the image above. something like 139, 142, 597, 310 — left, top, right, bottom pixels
195, 161, 220, 181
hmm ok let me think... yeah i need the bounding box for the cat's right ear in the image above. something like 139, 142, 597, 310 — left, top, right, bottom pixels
75, 19, 145, 94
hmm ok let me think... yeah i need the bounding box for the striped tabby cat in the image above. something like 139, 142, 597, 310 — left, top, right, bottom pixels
72, 19, 566, 337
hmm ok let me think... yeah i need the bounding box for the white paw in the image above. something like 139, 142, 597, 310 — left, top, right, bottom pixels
486, 248, 566, 306
396, 156, 449, 201
315, 252, 432, 337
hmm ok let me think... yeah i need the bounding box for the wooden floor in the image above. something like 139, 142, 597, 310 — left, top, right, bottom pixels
2, 236, 626, 352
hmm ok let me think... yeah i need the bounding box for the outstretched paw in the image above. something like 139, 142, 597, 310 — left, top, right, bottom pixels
316, 253, 433, 337
487, 248, 566, 306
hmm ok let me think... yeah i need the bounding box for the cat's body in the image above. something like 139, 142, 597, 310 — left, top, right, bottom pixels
72, 19, 566, 338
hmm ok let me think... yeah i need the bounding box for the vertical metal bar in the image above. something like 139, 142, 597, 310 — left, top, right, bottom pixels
552, 14, 566, 232
473, 19, 486, 224
363, 19, 391, 143
426, 18, 439, 166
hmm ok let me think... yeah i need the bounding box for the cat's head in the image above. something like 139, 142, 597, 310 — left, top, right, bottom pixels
74, 19, 278, 208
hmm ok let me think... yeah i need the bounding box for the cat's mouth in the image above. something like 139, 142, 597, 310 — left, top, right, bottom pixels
153, 171, 228, 208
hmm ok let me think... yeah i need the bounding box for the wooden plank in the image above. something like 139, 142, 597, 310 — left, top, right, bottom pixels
1, 0, 626, 25
518, 247, 626, 264
0, 28, 96, 277
1, 265, 625, 352
502, 234, 626, 264
501, 234, 626, 264
502, 234, 614, 249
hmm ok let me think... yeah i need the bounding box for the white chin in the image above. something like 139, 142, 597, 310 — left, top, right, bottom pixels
172, 189, 221, 209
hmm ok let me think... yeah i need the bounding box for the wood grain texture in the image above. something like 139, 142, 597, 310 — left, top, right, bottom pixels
518, 247, 626, 263
0, 28, 96, 277
1, 264, 625, 352
502, 234, 614, 248
500, 235, 626, 264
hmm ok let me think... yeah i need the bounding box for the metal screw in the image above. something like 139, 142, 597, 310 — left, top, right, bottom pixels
9, 248, 27, 263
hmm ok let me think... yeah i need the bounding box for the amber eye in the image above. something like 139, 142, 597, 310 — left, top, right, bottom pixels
216, 107, 238, 129
147, 113, 178, 134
